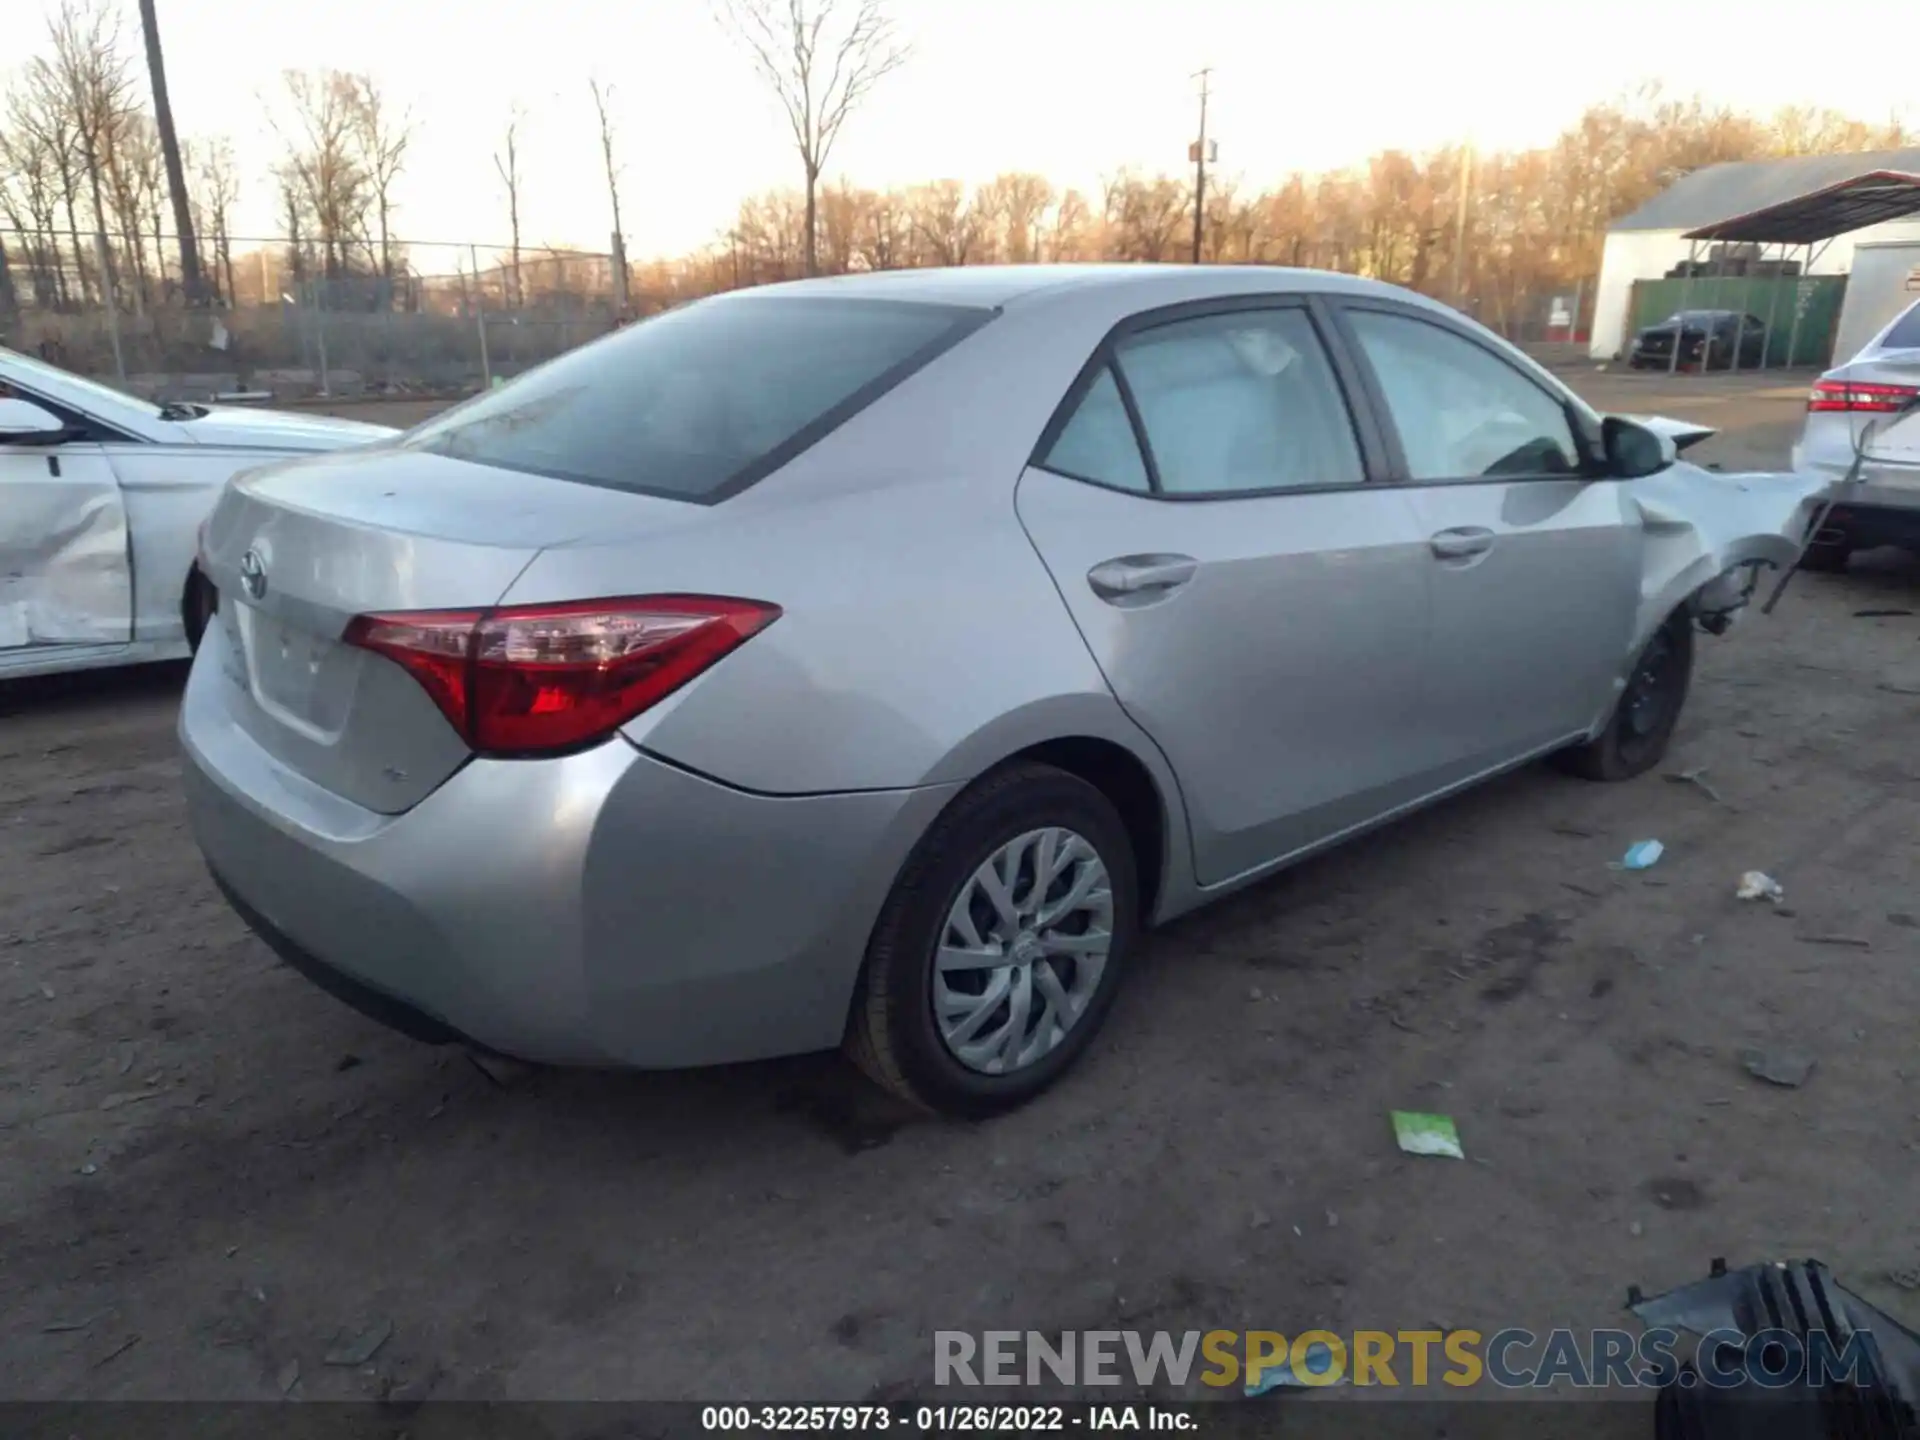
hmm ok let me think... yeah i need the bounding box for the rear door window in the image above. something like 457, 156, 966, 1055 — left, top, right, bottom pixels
1040, 365, 1152, 492
400, 295, 990, 502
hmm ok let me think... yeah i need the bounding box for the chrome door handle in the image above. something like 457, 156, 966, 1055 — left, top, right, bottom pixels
1087, 554, 1200, 602
1428, 527, 1495, 560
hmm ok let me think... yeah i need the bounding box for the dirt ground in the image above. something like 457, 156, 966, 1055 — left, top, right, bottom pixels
4, 369, 1919, 1404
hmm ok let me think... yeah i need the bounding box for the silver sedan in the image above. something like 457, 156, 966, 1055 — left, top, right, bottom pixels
1789, 293, 1920, 569
182, 265, 1826, 1115
0, 346, 390, 678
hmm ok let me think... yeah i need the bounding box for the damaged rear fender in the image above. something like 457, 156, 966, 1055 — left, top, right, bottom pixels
1624, 464, 1830, 654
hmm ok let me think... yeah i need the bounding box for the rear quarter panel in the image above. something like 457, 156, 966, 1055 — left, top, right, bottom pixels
503, 465, 1165, 797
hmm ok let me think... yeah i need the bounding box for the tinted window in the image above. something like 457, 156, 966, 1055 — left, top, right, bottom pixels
1347, 310, 1581, 481
1040, 364, 1151, 492
1883, 298, 1920, 349
400, 296, 987, 500
1110, 309, 1365, 495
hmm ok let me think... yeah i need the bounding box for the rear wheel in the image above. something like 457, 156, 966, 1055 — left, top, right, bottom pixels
1554, 611, 1694, 783
846, 762, 1138, 1118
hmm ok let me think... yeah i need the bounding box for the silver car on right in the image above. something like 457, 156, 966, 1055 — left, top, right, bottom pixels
1792, 295, 1920, 570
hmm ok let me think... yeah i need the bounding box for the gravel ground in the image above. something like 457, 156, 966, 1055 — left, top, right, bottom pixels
3, 370, 1918, 1403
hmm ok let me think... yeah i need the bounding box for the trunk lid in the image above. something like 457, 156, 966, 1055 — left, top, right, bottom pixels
198, 446, 706, 813
1855, 355, 1920, 467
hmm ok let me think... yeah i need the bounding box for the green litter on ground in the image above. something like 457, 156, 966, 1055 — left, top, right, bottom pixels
1391, 1111, 1464, 1159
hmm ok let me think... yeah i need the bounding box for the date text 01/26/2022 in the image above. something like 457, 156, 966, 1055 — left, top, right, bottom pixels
699, 1405, 1198, 1431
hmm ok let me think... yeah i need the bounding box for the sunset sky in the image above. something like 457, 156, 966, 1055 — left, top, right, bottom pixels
18, 0, 1916, 265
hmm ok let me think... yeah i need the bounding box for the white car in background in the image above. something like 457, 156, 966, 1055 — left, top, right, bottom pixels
0, 346, 392, 679
1791, 295, 1920, 571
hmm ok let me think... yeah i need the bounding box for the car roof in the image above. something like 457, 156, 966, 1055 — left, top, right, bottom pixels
736, 262, 1418, 311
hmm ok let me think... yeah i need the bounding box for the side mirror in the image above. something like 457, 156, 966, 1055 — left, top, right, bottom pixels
0, 396, 72, 444
1602, 415, 1677, 479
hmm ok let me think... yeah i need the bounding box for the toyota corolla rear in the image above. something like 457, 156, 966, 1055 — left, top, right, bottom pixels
1791, 299, 1920, 554
180, 289, 1028, 1067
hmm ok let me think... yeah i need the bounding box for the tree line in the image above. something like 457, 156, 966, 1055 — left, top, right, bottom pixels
662, 90, 1907, 333
0, 0, 1910, 337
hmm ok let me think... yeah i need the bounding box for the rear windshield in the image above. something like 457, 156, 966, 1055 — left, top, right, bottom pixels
1883, 299, 1920, 349
399, 295, 991, 502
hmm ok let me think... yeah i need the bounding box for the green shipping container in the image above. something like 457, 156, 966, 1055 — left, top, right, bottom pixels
1625, 274, 1847, 368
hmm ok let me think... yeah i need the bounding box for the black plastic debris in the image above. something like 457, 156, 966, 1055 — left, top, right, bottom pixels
1627, 1258, 1920, 1438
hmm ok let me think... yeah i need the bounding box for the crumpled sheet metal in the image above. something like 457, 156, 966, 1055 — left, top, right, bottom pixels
1624, 463, 1829, 653
0, 485, 132, 647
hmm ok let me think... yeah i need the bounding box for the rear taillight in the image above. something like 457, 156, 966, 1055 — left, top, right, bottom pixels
1808, 379, 1920, 413
344, 596, 780, 755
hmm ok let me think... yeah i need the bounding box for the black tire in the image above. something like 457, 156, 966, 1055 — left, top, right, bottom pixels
1797, 537, 1852, 574
846, 762, 1139, 1118
1554, 611, 1694, 783
182, 566, 217, 652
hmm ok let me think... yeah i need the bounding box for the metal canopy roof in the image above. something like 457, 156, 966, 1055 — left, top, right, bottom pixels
1683, 170, 1920, 245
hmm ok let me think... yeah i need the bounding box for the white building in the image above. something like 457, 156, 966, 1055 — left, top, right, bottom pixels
1590, 147, 1920, 360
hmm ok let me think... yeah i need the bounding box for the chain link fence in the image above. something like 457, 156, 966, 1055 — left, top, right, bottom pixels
0, 228, 630, 402
0, 222, 1609, 402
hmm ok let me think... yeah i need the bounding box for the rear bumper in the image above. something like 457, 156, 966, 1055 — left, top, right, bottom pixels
179, 640, 960, 1067
207, 869, 471, 1048
1790, 450, 1920, 547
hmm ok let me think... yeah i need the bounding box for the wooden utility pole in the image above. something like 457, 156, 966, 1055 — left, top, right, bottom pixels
1190, 67, 1213, 264
138, 0, 206, 303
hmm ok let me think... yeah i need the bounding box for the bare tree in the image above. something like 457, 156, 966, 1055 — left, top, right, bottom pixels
588, 78, 628, 312
274, 166, 307, 283
11, 57, 93, 303
494, 105, 526, 306
907, 180, 980, 266
1100, 169, 1188, 262
267, 70, 374, 282
588, 78, 625, 246
48, 0, 140, 302
349, 76, 411, 282
715, 0, 910, 276
103, 112, 162, 309
974, 172, 1054, 264
190, 136, 239, 304
0, 79, 73, 306
136, 0, 204, 303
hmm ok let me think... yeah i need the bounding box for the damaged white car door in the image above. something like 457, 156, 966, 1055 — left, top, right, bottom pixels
0, 397, 133, 651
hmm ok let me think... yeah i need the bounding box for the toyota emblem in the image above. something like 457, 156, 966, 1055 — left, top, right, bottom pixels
238, 548, 268, 601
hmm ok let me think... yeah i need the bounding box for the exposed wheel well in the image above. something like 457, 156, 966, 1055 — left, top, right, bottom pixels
1013, 736, 1167, 922
181, 565, 217, 651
